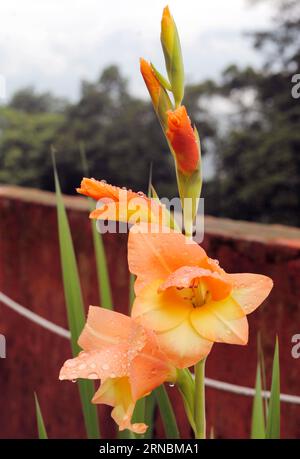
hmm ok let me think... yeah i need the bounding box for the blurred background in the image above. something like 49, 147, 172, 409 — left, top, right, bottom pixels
0, 0, 299, 226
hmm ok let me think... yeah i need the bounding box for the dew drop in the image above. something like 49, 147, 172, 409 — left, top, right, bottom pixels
78, 363, 86, 370
71, 379, 77, 383
101, 179, 107, 184
88, 373, 98, 379
169, 383, 175, 388
102, 364, 109, 371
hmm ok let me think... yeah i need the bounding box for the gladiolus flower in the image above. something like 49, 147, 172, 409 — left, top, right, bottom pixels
128, 224, 273, 368
77, 177, 164, 226
140, 58, 172, 129
59, 307, 175, 433
161, 6, 184, 106
166, 106, 200, 175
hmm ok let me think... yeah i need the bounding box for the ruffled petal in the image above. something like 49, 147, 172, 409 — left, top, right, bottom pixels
59, 345, 129, 381
228, 273, 273, 314
156, 319, 213, 368
190, 297, 248, 345
89, 198, 162, 225
93, 377, 147, 434
132, 279, 192, 332
77, 178, 137, 202
128, 223, 207, 294
78, 307, 132, 351
158, 265, 232, 300
130, 328, 175, 400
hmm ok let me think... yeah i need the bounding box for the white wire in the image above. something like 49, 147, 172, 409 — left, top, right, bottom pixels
0, 291, 71, 339
1, 290, 300, 405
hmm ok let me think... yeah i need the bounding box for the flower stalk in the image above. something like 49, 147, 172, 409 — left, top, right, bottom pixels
194, 359, 206, 439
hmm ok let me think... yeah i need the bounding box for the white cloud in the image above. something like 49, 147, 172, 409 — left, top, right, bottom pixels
0, 0, 273, 100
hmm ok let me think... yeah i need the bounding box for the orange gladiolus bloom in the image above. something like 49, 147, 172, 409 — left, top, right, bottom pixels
59, 307, 175, 433
166, 106, 200, 175
77, 177, 163, 225
128, 224, 273, 368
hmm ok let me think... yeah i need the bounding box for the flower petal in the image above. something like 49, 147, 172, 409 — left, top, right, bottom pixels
78, 307, 133, 351
90, 198, 162, 225
156, 319, 213, 368
228, 273, 273, 315
59, 345, 130, 381
77, 178, 137, 202
158, 265, 232, 300
93, 377, 147, 434
130, 329, 175, 400
128, 223, 207, 294
132, 279, 192, 332
190, 297, 248, 345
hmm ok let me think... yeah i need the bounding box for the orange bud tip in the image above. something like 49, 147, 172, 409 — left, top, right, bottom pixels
166, 106, 200, 175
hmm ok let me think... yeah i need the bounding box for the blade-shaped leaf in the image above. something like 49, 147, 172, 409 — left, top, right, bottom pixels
266, 337, 280, 439
54, 163, 100, 439
251, 361, 266, 439
91, 219, 113, 309
144, 393, 156, 439
155, 384, 180, 439
34, 393, 48, 439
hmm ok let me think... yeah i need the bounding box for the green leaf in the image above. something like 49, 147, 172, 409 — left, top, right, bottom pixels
131, 397, 146, 439
54, 161, 100, 439
34, 393, 48, 439
266, 337, 280, 439
176, 368, 196, 435
91, 218, 113, 309
155, 384, 180, 439
251, 361, 266, 439
144, 393, 156, 439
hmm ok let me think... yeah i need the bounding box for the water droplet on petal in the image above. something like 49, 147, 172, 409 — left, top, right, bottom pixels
88, 373, 98, 379
102, 364, 109, 371
78, 363, 86, 370
71, 379, 77, 383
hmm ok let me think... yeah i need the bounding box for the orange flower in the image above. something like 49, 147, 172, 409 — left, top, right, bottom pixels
128, 224, 273, 368
59, 307, 175, 433
166, 106, 200, 175
77, 177, 164, 225
140, 58, 172, 129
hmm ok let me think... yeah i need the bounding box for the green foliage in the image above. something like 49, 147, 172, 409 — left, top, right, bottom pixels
251, 362, 266, 439
266, 338, 280, 439
0, 107, 64, 188
34, 393, 48, 439
154, 385, 180, 439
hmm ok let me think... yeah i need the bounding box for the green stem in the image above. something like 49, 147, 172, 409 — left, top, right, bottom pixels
194, 359, 206, 439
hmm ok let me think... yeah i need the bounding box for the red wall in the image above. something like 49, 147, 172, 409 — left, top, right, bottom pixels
0, 186, 299, 439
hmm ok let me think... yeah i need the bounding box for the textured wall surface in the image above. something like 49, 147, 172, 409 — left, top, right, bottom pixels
0, 186, 299, 439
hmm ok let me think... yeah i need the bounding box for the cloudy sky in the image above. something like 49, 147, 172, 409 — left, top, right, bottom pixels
0, 0, 274, 102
